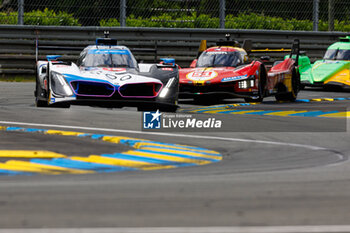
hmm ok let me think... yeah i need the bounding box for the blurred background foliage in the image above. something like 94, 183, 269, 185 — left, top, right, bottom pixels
0, 0, 349, 31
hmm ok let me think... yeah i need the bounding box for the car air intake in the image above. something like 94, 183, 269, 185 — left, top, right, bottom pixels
119, 83, 162, 98
70, 81, 115, 97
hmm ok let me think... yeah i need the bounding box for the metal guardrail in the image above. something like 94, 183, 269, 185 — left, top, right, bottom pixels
0, 25, 347, 76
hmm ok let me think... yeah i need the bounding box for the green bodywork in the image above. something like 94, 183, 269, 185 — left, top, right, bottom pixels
296, 36, 350, 86
300, 60, 350, 84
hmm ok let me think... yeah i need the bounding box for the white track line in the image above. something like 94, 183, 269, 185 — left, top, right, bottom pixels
2, 226, 350, 233
0, 121, 331, 151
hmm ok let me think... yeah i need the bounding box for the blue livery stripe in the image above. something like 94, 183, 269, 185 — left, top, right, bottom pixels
63, 74, 117, 88
88, 49, 130, 55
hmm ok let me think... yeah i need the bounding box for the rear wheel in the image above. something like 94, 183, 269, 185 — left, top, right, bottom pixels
275, 68, 299, 102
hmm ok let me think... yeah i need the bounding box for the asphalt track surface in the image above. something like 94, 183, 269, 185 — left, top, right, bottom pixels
0, 82, 350, 232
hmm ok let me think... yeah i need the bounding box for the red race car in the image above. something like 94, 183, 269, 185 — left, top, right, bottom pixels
179, 36, 301, 102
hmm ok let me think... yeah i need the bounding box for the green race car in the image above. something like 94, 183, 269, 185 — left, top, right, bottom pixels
297, 36, 350, 89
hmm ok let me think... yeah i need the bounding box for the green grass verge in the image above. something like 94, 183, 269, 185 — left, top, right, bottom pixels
0, 76, 35, 82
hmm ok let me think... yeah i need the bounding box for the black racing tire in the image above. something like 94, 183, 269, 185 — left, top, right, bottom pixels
35, 80, 49, 107
35, 97, 49, 107
275, 68, 300, 102
35, 79, 70, 108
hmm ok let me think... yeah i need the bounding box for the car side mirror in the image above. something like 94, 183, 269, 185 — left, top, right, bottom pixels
190, 59, 197, 68
260, 56, 270, 62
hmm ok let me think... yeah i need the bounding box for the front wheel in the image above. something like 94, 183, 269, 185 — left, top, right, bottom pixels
35, 97, 49, 107
35, 81, 49, 107
35, 80, 70, 108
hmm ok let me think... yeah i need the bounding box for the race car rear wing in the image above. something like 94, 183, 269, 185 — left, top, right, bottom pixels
243, 38, 300, 65
243, 40, 294, 54
339, 35, 350, 42
287, 39, 300, 66
196, 35, 299, 59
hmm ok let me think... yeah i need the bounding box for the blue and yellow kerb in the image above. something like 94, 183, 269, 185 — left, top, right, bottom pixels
181, 97, 350, 117
0, 126, 222, 176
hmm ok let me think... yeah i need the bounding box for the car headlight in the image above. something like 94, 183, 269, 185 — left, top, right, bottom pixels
238, 75, 255, 89
159, 77, 176, 98
51, 72, 73, 96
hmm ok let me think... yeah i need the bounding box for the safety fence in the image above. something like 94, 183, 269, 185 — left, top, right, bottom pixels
0, 0, 349, 31
0, 25, 346, 76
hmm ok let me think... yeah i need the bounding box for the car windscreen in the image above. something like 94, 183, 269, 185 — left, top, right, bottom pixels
324, 49, 350, 60
196, 51, 242, 67
82, 49, 137, 68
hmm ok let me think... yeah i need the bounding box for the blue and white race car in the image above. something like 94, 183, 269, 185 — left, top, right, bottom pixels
35, 38, 179, 112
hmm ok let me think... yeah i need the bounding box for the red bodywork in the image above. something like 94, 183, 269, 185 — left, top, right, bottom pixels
179, 46, 296, 100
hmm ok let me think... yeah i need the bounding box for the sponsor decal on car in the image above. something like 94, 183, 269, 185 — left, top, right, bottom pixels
54, 65, 69, 68
221, 75, 247, 82
88, 49, 130, 55
162, 68, 173, 71
207, 51, 228, 54
186, 69, 218, 81
102, 68, 127, 72
82, 67, 99, 71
